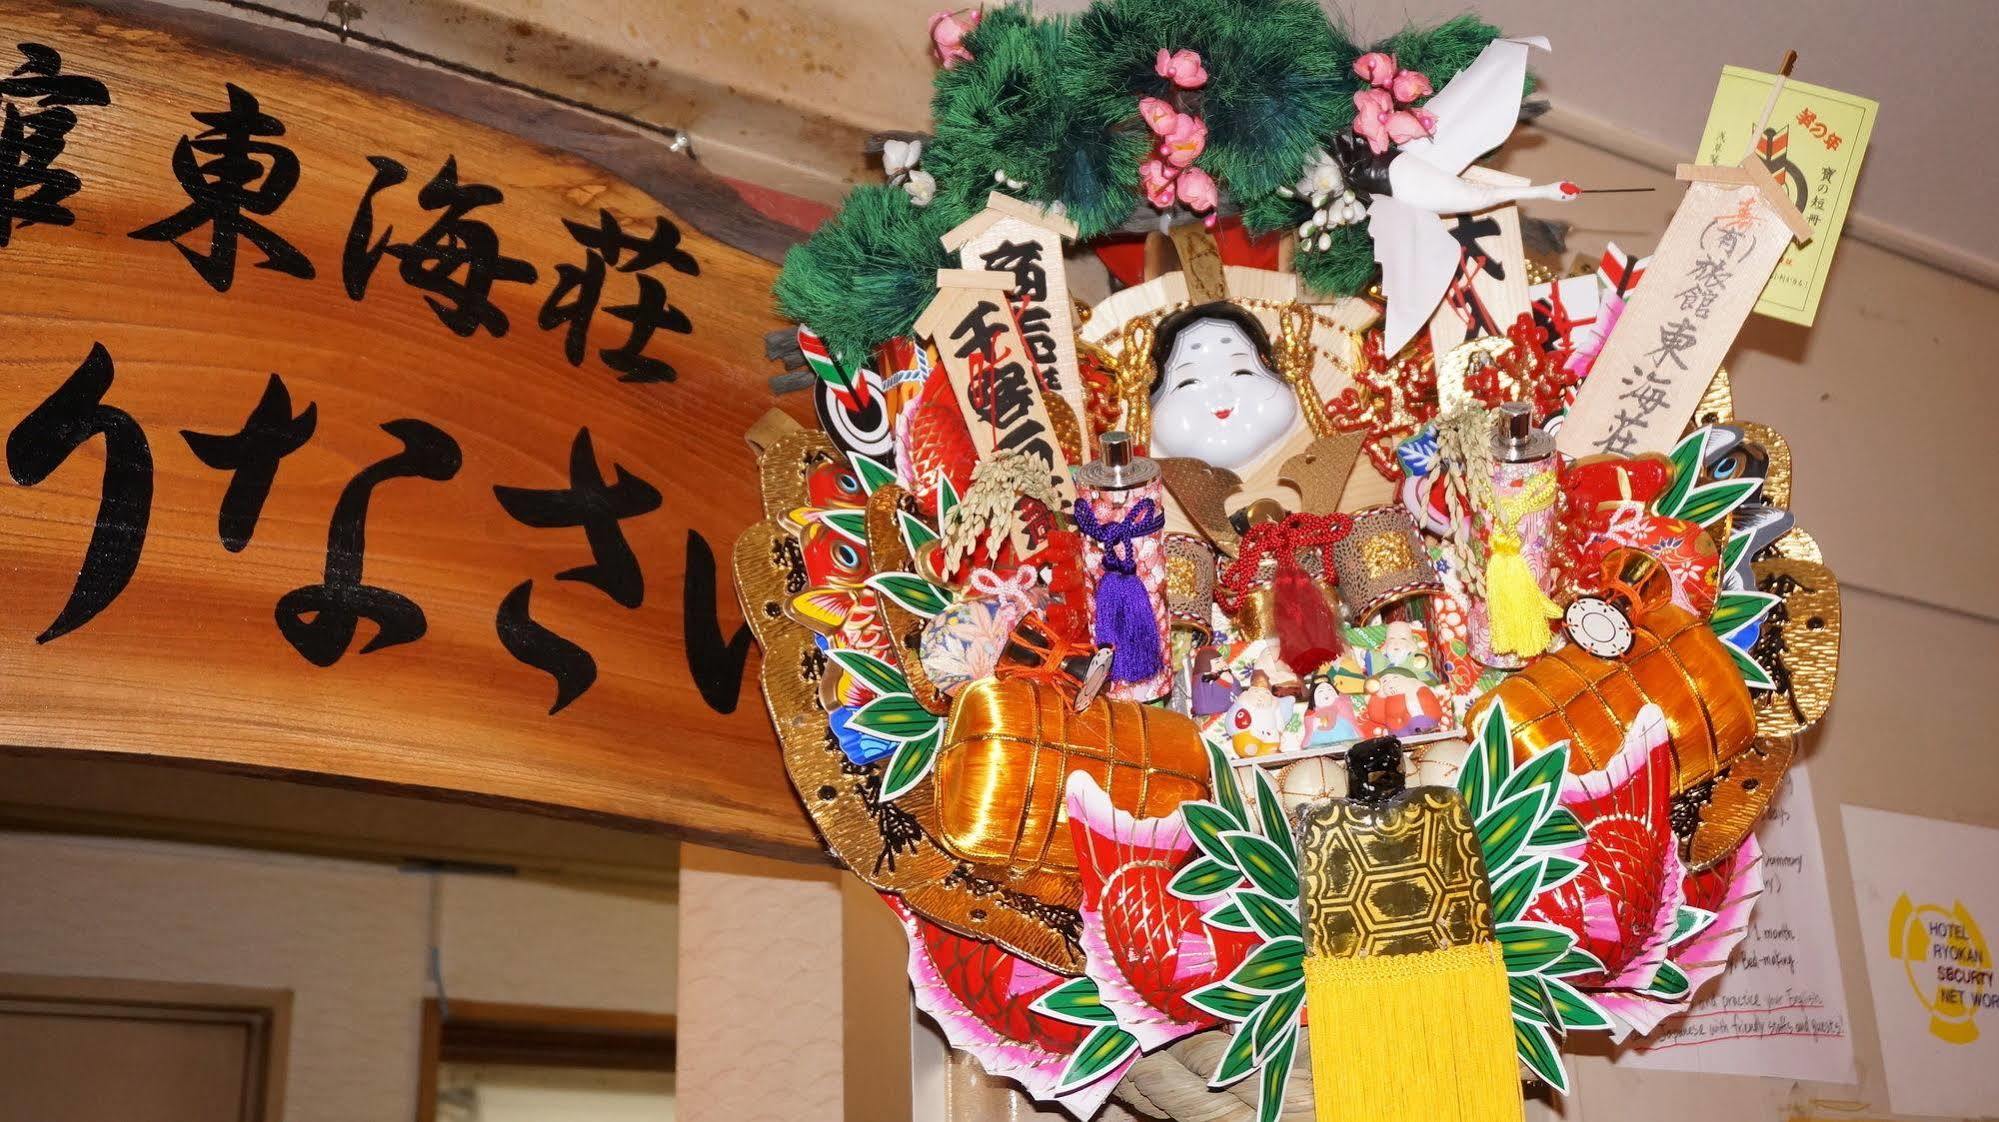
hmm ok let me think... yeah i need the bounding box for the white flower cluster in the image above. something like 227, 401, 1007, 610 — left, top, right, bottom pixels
1276, 149, 1365, 249
884, 139, 938, 206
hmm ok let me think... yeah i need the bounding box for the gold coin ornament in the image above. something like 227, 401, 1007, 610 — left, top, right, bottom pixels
746, 7, 1850, 1119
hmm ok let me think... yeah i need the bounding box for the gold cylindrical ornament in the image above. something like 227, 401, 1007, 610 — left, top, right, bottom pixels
932, 678, 1210, 877
1329, 504, 1442, 622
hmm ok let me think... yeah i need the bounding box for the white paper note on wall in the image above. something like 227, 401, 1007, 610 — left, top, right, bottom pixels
1843, 805, 1999, 1119
1618, 764, 1857, 1083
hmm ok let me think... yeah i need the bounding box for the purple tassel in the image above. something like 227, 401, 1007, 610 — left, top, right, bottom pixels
1073, 498, 1166, 683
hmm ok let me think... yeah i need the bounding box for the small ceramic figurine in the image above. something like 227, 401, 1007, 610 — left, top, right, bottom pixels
1301, 675, 1362, 747
1361, 665, 1445, 738
1188, 644, 1237, 716
1147, 303, 1298, 471
1226, 669, 1288, 758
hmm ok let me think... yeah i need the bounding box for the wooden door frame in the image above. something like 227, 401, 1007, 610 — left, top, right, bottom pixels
0, 973, 291, 1122
416, 998, 678, 1121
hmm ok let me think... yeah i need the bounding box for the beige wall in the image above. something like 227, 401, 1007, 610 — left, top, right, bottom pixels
0, 832, 678, 1121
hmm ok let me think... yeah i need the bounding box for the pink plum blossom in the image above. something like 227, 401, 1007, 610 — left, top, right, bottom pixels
1352, 51, 1396, 87
928, 9, 980, 69
1158, 114, 1207, 168
1138, 96, 1179, 135
1175, 166, 1218, 212
1389, 68, 1433, 104
1352, 87, 1395, 154
1384, 108, 1435, 145
1139, 158, 1179, 208
1154, 48, 1208, 89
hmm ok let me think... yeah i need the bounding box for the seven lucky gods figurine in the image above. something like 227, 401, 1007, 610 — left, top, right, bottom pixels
742, 4, 1848, 1120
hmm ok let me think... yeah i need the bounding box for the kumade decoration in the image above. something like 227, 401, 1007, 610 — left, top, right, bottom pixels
741, 4, 1854, 1119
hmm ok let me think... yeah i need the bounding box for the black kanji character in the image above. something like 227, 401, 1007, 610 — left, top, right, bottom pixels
979, 239, 1046, 301
275, 419, 460, 666
496, 579, 597, 715
0, 42, 109, 248
682, 529, 751, 714
950, 299, 1010, 363
493, 428, 661, 608
129, 84, 313, 291
181, 373, 316, 551
538, 210, 698, 378
7, 343, 150, 642
342, 156, 537, 337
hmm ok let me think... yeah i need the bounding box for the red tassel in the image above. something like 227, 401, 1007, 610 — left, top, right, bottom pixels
1273, 548, 1343, 677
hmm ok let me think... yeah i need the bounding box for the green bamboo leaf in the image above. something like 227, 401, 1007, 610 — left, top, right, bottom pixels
1186, 981, 1264, 1023
935, 470, 960, 525
879, 728, 942, 801
1202, 902, 1252, 933
1540, 854, 1585, 890
898, 511, 940, 554
1510, 974, 1552, 1024
1031, 977, 1117, 1025
1676, 479, 1762, 528
1529, 808, 1587, 850
1250, 985, 1304, 1056
1236, 891, 1301, 942
1645, 961, 1692, 1001
1206, 742, 1250, 828
1547, 947, 1607, 978
865, 571, 952, 618
1209, 1024, 1259, 1088
1170, 857, 1241, 901
1543, 975, 1613, 1032
1655, 429, 1709, 518
1462, 705, 1513, 817
1253, 768, 1296, 862
1515, 1019, 1570, 1093
1709, 590, 1780, 639
1497, 741, 1569, 812
1670, 906, 1717, 947
1478, 786, 1554, 873
1257, 1029, 1297, 1122
849, 693, 940, 742
1489, 857, 1547, 923
826, 648, 909, 698
1182, 802, 1238, 865
1224, 832, 1300, 901
1728, 643, 1778, 690
1055, 1024, 1139, 1094
1498, 922, 1578, 976
815, 508, 868, 544
1719, 529, 1751, 578
1226, 937, 1305, 995
852, 454, 897, 495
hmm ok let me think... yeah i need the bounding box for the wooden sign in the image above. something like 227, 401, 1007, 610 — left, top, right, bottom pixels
1426, 166, 1530, 359
940, 193, 1087, 430
913, 269, 1077, 509
1558, 158, 1809, 459
0, 1, 818, 855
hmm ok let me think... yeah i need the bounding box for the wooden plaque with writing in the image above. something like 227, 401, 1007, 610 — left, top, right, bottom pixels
0, 1, 817, 854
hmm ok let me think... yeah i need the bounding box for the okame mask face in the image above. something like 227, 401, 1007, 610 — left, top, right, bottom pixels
1149, 316, 1298, 471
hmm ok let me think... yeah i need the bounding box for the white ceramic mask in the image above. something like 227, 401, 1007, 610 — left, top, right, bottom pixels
1149, 317, 1298, 470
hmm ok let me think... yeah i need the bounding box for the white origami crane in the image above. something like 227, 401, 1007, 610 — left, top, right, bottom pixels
1365, 36, 1577, 356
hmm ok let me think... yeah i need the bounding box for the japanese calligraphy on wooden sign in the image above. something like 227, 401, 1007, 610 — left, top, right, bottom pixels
1426, 166, 1530, 358
1697, 66, 1877, 327
940, 192, 1088, 431
914, 269, 1078, 509
0, 1, 817, 855
1557, 159, 1809, 460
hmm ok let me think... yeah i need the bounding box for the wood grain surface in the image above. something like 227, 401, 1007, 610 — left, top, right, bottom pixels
0, 1, 819, 856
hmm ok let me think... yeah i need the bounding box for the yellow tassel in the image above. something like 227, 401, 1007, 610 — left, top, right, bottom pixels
1485, 528, 1560, 657
1305, 942, 1523, 1122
